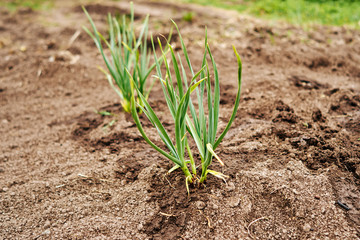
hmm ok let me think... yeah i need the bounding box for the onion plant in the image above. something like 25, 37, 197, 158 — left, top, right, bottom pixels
83, 3, 156, 113
130, 21, 242, 191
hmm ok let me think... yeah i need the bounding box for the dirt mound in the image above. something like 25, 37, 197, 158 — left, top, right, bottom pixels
0, 0, 359, 239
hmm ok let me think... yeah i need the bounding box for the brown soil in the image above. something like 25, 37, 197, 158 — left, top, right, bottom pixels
1, 0, 360, 239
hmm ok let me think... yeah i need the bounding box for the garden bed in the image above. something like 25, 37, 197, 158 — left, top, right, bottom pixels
0, 0, 359, 239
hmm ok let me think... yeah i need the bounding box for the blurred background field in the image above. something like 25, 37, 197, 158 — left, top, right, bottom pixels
180, 0, 360, 27
2, 0, 360, 27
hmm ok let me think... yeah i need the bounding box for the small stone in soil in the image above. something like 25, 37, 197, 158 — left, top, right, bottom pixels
42, 229, 51, 235
303, 223, 311, 232
228, 196, 241, 208
196, 201, 206, 210
226, 182, 236, 192
212, 203, 219, 210
137, 223, 143, 230
44, 220, 51, 229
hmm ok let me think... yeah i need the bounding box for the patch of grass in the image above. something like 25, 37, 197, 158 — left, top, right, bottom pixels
180, 0, 360, 27
0, 0, 54, 11
182, 11, 195, 22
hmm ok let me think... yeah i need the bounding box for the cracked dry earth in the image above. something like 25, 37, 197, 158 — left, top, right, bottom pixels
0, 0, 360, 239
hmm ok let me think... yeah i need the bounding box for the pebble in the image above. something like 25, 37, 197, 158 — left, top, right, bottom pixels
42, 229, 51, 235
228, 196, 241, 208
295, 209, 306, 218
137, 223, 143, 231
303, 223, 311, 232
239, 141, 262, 151
226, 182, 236, 192
44, 220, 51, 229
195, 201, 206, 210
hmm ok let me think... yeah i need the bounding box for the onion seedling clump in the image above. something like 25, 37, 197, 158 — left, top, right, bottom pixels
83, 3, 157, 113
130, 21, 242, 192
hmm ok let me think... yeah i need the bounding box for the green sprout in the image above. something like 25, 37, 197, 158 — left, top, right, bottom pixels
130, 21, 242, 191
182, 11, 195, 22
94, 110, 119, 132
83, 3, 156, 113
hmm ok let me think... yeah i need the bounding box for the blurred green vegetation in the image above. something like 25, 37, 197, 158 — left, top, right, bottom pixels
181, 0, 360, 27
0, 0, 54, 11
182, 11, 195, 22
1, 0, 359, 28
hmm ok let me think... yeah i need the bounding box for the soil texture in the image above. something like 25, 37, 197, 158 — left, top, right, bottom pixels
1, 0, 360, 239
